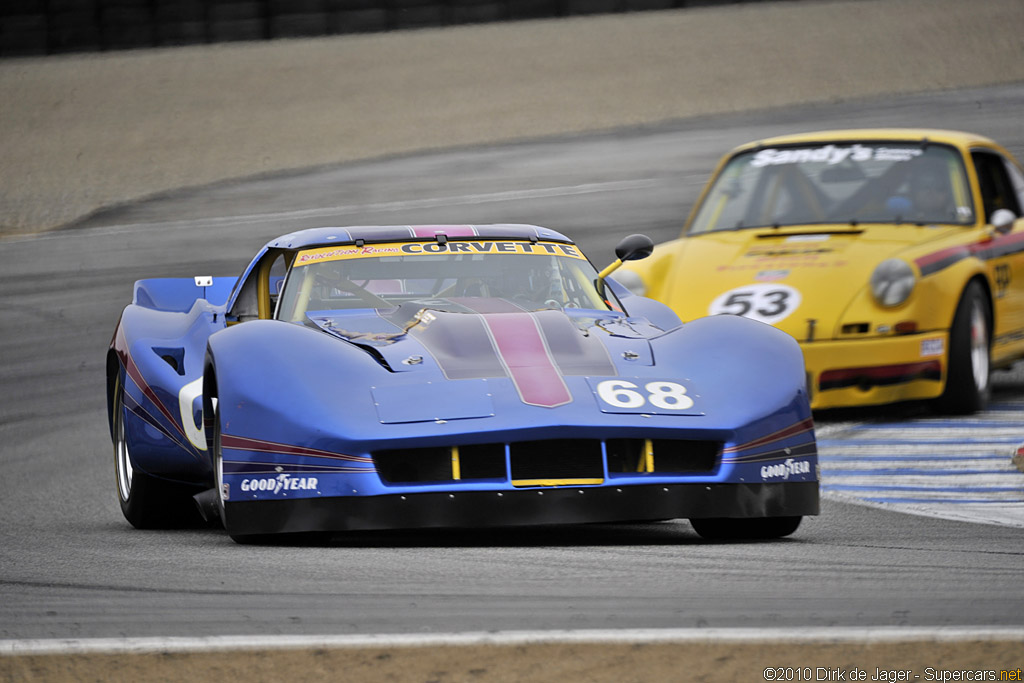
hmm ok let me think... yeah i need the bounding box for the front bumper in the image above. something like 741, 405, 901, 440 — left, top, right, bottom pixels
802, 331, 948, 410
222, 481, 819, 537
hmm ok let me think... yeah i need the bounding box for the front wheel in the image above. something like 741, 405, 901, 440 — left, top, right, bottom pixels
210, 395, 276, 544
934, 281, 991, 415
113, 377, 203, 529
689, 516, 802, 540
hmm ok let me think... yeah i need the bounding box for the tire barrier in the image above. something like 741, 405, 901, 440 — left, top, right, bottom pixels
0, 0, 765, 57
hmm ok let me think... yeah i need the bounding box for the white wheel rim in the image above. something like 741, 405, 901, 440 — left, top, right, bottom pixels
212, 399, 227, 505
115, 398, 133, 501
969, 302, 989, 392
216, 440, 225, 502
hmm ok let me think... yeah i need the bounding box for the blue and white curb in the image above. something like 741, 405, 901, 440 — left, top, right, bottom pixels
817, 401, 1024, 527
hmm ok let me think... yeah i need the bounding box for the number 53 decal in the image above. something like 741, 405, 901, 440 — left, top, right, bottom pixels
590, 379, 702, 414
709, 284, 801, 324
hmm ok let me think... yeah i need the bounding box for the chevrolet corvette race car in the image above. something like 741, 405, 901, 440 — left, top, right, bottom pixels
106, 225, 818, 543
618, 129, 1024, 413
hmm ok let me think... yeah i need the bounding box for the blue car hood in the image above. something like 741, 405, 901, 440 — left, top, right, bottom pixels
306, 299, 664, 410
309, 298, 663, 365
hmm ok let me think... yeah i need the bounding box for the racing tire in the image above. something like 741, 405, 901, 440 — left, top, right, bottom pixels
113, 378, 204, 529
689, 516, 802, 540
934, 281, 991, 415
210, 397, 244, 542
210, 395, 279, 545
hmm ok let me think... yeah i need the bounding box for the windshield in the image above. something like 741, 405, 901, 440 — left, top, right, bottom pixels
276, 240, 613, 322
688, 142, 975, 234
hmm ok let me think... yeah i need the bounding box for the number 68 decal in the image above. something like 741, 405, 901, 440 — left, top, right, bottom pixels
594, 379, 696, 412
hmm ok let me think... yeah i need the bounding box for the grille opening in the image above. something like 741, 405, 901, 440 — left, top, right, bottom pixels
606, 438, 720, 475
374, 446, 451, 483
374, 443, 507, 483
375, 437, 720, 485
457, 443, 507, 479
650, 439, 720, 473
509, 439, 603, 481
606, 438, 646, 473
841, 323, 870, 335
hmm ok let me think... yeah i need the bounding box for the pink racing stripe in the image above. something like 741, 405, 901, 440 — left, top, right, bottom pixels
411, 225, 477, 238
481, 312, 572, 408
448, 297, 524, 314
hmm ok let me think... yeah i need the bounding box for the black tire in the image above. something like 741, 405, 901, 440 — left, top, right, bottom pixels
113, 376, 204, 529
210, 395, 241, 540
690, 516, 802, 540
210, 395, 276, 544
934, 281, 991, 415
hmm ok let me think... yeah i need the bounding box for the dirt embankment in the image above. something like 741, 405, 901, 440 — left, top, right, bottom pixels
4, 635, 1023, 682
1, 0, 1023, 237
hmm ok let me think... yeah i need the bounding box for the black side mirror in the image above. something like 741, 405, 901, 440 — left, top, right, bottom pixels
614, 234, 655, 262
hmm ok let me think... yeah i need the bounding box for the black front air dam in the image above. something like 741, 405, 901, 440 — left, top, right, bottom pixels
224, 482, 819, 536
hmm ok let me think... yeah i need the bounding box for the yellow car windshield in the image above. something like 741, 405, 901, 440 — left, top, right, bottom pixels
688, 142, 974, 234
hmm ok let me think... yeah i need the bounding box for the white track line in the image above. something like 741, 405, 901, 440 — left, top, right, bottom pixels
2, 627, 1023, 655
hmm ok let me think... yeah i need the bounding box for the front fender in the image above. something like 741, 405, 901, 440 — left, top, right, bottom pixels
650, 314, 810, 430
836, 255, 988, 336
205, 320, 398, 450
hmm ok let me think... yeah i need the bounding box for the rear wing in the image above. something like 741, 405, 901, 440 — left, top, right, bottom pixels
133, 276, 236, 312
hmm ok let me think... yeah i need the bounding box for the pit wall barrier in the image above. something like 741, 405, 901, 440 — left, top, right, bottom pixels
0, 0, 783, 57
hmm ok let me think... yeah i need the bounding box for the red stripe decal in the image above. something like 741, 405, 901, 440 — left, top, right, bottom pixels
916, 231, 1024, 274
481, 312, 572, 408
221, 434, 373, 463
118, 330, 189, 444
915, 245, 968, 270
723, 417, 816, 454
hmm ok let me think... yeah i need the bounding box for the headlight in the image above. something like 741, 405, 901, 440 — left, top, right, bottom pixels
870, 258, 916, 307
611, 269, 646, 296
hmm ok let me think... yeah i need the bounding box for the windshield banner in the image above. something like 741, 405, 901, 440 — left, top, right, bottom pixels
295, 241, 585, 266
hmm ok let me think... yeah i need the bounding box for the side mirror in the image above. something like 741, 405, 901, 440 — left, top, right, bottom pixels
991, 208, 1017, 235
597, 234, 655, 299
614, 234, 655, 262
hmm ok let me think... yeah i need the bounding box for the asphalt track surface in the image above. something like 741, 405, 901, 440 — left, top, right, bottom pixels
2, 84, 1024, 680
3, 0, 1024, 679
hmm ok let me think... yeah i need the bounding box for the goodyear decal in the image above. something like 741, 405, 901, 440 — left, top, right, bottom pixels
296, 241, 584, 266
760, 458, 813, 480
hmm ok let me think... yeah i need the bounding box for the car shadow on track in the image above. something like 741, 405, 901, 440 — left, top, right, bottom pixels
224, 521, 814, 548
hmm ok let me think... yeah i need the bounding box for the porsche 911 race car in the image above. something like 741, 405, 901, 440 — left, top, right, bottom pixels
617, 129, 1024, 413
106, 224, 818, 543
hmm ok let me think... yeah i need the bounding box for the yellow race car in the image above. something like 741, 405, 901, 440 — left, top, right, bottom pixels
617, 129, 1024, 413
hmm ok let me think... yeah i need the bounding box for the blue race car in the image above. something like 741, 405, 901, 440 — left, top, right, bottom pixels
106, 224, 818, 543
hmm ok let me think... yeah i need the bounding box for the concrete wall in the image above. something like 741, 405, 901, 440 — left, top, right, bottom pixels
0, 0, 772, 57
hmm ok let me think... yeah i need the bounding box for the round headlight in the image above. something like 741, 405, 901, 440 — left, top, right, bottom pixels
870, 258, 916, 307
611, 269, 646, 296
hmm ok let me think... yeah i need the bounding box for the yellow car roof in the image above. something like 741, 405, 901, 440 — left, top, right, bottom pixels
733, 128, 998, 152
